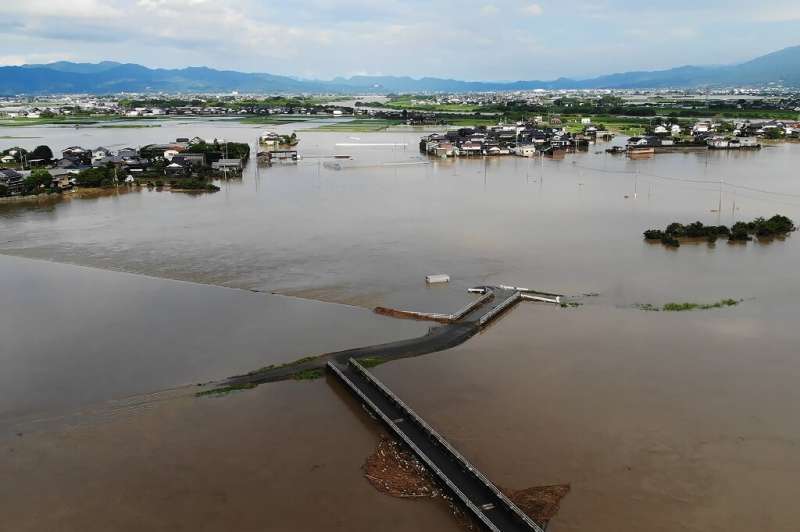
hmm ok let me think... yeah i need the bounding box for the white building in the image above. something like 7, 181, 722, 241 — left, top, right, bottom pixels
514, 145, 537, 157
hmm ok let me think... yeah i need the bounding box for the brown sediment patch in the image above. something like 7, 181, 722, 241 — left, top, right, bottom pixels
363, 436, 441, 499
363, 436, 570, 527
505, 484, 571, 523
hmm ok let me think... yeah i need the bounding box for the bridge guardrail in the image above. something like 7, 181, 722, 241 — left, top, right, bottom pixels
478, 292, 523, 327
327, 360, 502, 532
347, 358, 544, 532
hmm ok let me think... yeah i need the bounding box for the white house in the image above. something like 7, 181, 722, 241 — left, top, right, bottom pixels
693, 122, 711, 134
514, 145, 537, 157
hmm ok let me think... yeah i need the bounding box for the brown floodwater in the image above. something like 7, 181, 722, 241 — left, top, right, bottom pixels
0, 254, 427, 426
0, 378, 457, 532
373, 302, 800, 531
1, 121, 800, 531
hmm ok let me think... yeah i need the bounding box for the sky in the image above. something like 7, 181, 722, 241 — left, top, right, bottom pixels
0, 0, 798, 81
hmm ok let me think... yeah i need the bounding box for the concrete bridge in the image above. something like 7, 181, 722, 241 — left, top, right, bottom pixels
214, 284, 564, 530
326, 285, 561, 531
329, 357, 546, 532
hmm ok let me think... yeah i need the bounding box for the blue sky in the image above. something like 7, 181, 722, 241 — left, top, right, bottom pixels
0, 0, 798, 80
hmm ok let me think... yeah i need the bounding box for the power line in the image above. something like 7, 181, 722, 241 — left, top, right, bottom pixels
571, 162, 800, 199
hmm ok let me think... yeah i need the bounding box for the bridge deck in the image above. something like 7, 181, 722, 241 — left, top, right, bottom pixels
328, 358, 544, 532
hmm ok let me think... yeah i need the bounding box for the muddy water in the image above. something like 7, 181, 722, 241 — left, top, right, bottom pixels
374, 301, 800, 531
0, 379, 456, 532
2, 122, 800, 531
2, 127, 799, 310
0, 254, 427, 425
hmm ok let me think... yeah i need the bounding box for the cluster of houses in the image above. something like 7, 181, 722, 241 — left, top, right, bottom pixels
420, 122, 610, 159
0, 137, 247, 196
625, 119, 800, 152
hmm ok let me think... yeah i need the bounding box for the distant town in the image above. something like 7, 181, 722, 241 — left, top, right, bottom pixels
1, 87, 799, 124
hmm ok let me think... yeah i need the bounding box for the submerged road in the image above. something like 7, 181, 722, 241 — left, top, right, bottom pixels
220, 287, 528, 388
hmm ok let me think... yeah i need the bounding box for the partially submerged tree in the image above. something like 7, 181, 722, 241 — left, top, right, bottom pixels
24, 169, 53, 194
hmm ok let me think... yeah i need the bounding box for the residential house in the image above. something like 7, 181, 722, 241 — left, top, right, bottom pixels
118, 147, 139, 158
92, 155, 125, 168
260, 132, 281, 149
62, 147, 90, 164
50, 170, 76, 190
692, 121, 712, 134
0, 169, 25, 195
92, 147, 111, 160
627, 136, 660, 147
55, 157, 83, 170
172, 154, 205, 168
514, 145, 537, 157
164, 161, 190, 177
212, 158, 243, 171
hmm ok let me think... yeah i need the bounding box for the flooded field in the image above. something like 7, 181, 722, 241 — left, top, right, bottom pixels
0, 254, 427, 425
1, 120, 800, 531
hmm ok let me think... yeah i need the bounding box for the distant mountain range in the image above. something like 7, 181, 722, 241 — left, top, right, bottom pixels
2, 46, 799, 94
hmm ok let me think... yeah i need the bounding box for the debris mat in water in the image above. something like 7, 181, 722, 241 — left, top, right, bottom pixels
363, 436, 570, 525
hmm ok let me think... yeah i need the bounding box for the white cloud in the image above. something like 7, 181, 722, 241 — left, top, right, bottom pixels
0, 51, 77, 66
753, 6, 800, 22
137, 0, 210, 9
0, 0, 123, 19
0, 0, 796, 80
670, 27, 697, 39
521, 3, 543, 16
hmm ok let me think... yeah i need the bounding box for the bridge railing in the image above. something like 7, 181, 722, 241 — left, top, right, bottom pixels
347, 358, 544, 532
451, 291, 495, 321
326, 360, 502, 532
478, 292, 523, 327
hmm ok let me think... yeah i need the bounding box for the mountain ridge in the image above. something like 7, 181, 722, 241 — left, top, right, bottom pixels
1, 45, 798, 94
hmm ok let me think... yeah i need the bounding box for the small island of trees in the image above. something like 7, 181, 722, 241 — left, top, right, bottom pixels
644, 215, 795, 247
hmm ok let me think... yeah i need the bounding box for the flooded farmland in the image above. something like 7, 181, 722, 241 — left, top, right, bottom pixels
1, 119, 800, 531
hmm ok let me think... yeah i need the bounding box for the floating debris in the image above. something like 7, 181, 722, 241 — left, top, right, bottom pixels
363, 436, 440, 499
363, 436, 570, 527
505, 484, 571, 523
